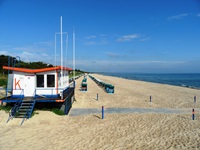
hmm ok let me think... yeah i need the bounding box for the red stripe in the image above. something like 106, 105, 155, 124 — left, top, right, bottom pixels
56, 100, 65, 102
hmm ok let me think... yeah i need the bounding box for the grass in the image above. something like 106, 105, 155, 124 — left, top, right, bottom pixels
31, 111, 39, 117
0, 105, 64, 116
34, 108, 65, 116
69, 71, 84, 78
52, 108, 65, 115
34, 103, 65, 116
0, 105, 12, 113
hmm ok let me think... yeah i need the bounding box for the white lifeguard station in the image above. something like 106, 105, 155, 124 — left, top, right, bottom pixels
1, 65, 75, 125
3, 66, 72, 98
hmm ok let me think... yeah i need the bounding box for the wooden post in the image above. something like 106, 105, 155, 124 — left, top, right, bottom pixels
192, 108, 195, 120
102, 106, 104, 119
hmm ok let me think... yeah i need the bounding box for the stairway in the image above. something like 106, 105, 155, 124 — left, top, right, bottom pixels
17, 99, 36, 118
7, 98, 36, 125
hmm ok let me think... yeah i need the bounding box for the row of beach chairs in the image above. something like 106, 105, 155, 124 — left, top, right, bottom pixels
69, 75, 83, 83
81, 77, 87, 91
89, 74, 114, 93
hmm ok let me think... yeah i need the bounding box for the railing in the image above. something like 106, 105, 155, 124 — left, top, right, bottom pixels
34, 87, 72, 100
20, 90, 36, 125
6, 100, 22, 123
34, 88, 59, 98
6, 93, 23, 123
27, 90, 36, 119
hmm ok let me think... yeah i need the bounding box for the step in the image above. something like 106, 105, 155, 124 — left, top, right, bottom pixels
20, 104, 33, 107
17, 112, 28, 115
21, 101, 34, 104
20, 106, 33, 108
16, 115, 28, 118
21, 102, 34, 104
19, 108, 32, 111
22, 100, 34, 101
18, 108, 31, 111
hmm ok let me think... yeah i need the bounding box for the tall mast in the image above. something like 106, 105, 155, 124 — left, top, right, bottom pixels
65, 34, 68, 68
54, 33, 57, 67
60, 16, 63, 86
73, 28, 75, 81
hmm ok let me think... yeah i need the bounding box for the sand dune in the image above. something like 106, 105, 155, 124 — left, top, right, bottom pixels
0, 74, 200, 149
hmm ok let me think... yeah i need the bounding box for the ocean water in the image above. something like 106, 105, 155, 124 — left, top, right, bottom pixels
99, 73, 200, 89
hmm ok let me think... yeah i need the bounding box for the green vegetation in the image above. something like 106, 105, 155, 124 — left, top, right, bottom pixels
34, 103, 65, 116
0, 55, 53, 75
0, 105, 12, 113
34, 108, 65, 116
69, 69, 85, 78
31, 111, 39, 117
0, 104, 64, 116
52, 108, 65, 115
0, 74, 7, 87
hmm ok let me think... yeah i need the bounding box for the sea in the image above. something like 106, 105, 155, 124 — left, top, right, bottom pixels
99, 73, 200, 89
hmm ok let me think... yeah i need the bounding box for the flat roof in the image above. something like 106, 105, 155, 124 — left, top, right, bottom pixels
3, 66, 72, 73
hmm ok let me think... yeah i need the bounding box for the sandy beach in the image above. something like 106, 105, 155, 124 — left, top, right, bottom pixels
0, 74, 200, 149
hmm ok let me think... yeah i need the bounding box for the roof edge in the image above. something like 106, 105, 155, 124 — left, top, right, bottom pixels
3, 66, 72, 73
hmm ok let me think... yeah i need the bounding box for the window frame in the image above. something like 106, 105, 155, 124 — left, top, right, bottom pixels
47, 74, 55, 88
36, 74, 44, 88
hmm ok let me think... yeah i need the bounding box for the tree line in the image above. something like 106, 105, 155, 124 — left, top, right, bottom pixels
0, 55, 85, 74
0, 55, 53, 74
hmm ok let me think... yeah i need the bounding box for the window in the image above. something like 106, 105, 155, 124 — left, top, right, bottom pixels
47, 75, 55, 87
37, 75, 44, 87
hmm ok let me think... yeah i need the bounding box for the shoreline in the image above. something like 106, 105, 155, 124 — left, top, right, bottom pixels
96, 72, 200, 90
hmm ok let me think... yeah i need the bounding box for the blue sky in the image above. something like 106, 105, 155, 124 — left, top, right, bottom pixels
0, 0, 200, 73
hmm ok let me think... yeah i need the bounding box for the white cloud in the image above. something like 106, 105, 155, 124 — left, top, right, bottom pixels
84, 41, 97, 45
0, 50, 9, 55
105, 52, 120, 58
13, 41, 53, 53
84, 40, 107, 46
37, 41, 54, 47
85, 35, 96, 39
13, 51, 51, 62
167, 13, 189, 21
117, 34, 139, 42
84, 34, 108, 45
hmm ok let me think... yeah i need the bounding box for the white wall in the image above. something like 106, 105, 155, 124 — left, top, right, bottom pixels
12, 71, 35, 96
12, 70, 70, 97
